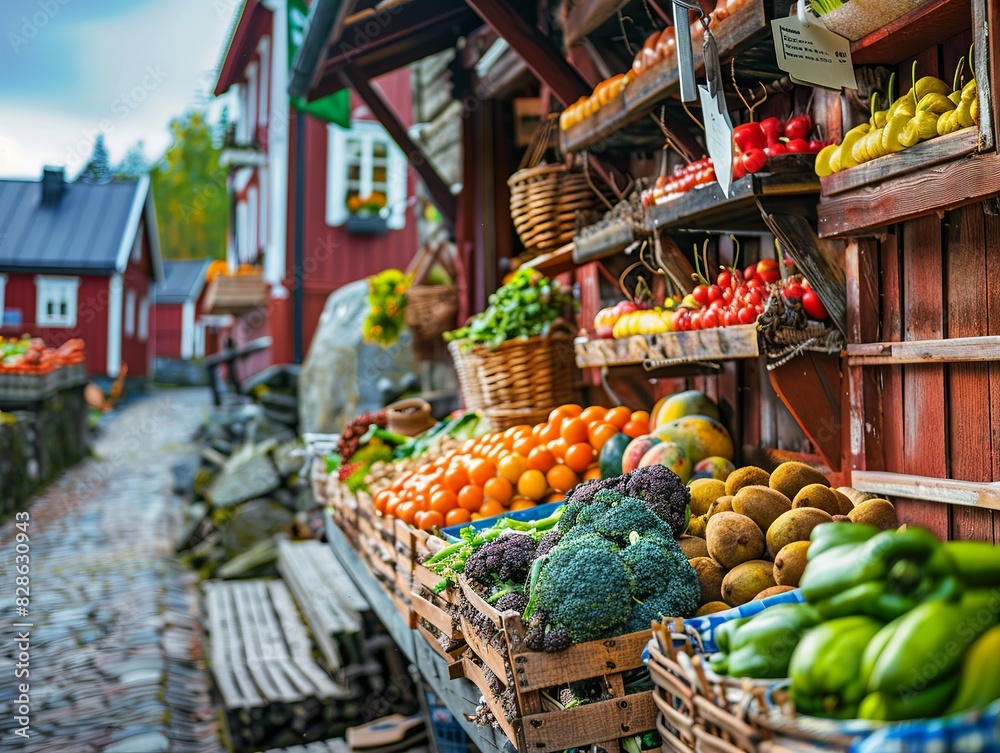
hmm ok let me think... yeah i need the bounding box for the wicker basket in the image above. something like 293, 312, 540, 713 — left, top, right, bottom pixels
449, 326, 581, 418
509, 115, 612, 259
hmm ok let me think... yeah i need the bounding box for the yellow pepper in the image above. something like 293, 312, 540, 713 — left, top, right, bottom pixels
916, 93, 957, 115
839, 123, 871, 169
914, 76, 950, 99
815, 143, 839, 177
881, 114, 909, 153
899, 111, 939, 147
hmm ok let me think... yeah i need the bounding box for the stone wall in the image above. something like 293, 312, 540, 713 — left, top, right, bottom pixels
0, 386, 89, 521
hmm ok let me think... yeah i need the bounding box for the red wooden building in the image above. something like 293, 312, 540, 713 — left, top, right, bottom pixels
213, 0, 420, 370
0, 168, 163, 377
152, 259, 212, 361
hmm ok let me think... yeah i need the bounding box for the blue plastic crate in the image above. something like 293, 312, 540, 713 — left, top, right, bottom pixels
440, 501, 563, 540
425, 690, 468, 753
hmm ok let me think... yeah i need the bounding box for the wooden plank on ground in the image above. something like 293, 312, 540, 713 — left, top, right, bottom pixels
232, 581, 298, 703
946, 204, 994, 541
211, 582, 264, 708
245, 580, 316, 699
204, 584, 250, 709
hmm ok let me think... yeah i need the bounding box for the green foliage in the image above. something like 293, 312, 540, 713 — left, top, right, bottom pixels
78, 134, 112, 184
151, 111, 229, 260
114, 141, 149, 180
363, 269, 411, 346
444, 268, 575, 348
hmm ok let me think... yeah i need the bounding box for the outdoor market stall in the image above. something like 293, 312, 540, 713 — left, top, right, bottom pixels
290, 0, 1000, 751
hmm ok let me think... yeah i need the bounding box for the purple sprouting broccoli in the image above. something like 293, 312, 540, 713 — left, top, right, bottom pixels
463, 531, 538, 587
617, 465, 691, 538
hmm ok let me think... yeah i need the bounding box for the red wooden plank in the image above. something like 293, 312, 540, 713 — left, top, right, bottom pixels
899, 212, 950, 540
946, 205, 993, 542
845, 239, 883, 471
985, 213, 1000, 543
880, 233, 904, 475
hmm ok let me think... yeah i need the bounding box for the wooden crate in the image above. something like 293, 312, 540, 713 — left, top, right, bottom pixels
457, 576, 658, 753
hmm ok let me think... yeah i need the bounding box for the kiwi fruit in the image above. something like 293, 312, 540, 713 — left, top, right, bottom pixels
773, 540, 811, 587
733, 485, 792, 533
725, 466, 771, 497
708, 495, 734, 517
690, 556, 727, 605
831, 488, 856, 515
678, 535, 710, 559
766, 507, 834, 557
753, 585, 796, 601
689, 478, 726, 517
721, 560, 777, 607
848, 498, 898, 530
695, 601, 731, 616
705, 512, 765, 569
792, 484, 841, 516
769, 461, 830, 501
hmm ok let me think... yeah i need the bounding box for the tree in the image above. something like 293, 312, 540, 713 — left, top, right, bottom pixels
151, 111, 229, 260
78, 134, 112, 184
114, 141, 149, 180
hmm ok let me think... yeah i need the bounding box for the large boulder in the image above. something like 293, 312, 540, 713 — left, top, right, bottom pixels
299, 280, 417, 434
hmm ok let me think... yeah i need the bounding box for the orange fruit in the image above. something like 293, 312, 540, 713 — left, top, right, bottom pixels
539, 420, 562, 444
512, 436, 538, 456
583, 464, 602, 481
468, 458, 497, 486
605, 406, 632, 429
471, 513, 483, 521
385, 495, 402, 517
560, 418, 590, 446
510, 499, 537, 511
479, 499, 506, 518
550, 404, 583, 420
444, 465, 469, 493
396, 501, 417, 525
622, 420, 647, 439
588, 422, 619, 451
543, 492, 566, 503
457, 485, 485, 511
630, 411, 650, 433
548, 437, 569, 460
564, 442, 595, 473
498, 454, 528, 484
429, 489, 457, 515
503, 426, 520, 439
527, 446, 556, 473
445, 508, 472, 527
517, 469, 548, 501
418, 510, 445, 531
483, 476, 514, 505
546, 464, 579, 493
580, 406, 608, 424
374, 490, 391, 514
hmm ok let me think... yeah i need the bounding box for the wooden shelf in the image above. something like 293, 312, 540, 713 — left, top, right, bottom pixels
559, 1, 770, 154
848, 0, 972, 66
572, 217, 636, 264
817, 138, 1000, 237
847, 335, 1000, 365
644, 170, 819, 233
522, 242, 576, 276
574, 325, 760, 368
852, 470, 1000, 510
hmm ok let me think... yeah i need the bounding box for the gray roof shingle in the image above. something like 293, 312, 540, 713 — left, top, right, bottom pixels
0, 176, 149, 274
154, 259, 210, 304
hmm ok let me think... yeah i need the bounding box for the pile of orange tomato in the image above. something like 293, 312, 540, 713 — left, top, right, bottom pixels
373, 404, 651, 532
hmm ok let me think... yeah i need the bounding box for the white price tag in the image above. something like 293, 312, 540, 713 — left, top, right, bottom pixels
771, 12, 857, 91
698, 84, 733, 197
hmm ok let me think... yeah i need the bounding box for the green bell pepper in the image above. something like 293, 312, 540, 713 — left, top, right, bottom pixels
713, 617, 748, 654
944, 540, 1000, 586
808, 522, 880, 558
800, 527, 959, 620
790, 616, 885, 719
722, 603, 821, 679
858, 674, 960, 721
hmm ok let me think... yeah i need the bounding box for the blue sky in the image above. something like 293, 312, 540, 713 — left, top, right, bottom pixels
0, 0, 239, 179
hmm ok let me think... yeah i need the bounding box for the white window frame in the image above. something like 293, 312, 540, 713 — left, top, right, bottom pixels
235, 200, 249, 264
235, 84, 248, 145
246, 61, 259, 142
0, 274, 6, 327
326, 121, 408, 230
124, 288, 136, 338
35, 275, 79, 327
138, 294, 149, 342
247, 185, 259, 260
257, 36, 270, 127
258, 165, 268, 254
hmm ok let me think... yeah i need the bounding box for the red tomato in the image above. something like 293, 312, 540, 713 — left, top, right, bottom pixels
707, 285, 722, 302
782, 282, 803, 300
733, 122, 766, 152
701, 310, 719, 329
764, 142, 788, 158
740, 148, 767, 174
738, 306, 757, 324
755, 259, 781, 284
692, 285, 710, 306
802, 289, 829, 320
743, 264, 757, 281
723, 310, 740, 327
784, 138, 810, 154
717, 270, 732, 289
759, 116, 784, 145
784, 114, 813, 141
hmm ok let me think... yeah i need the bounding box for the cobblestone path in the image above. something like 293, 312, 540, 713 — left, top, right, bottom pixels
0, 389, 224, 753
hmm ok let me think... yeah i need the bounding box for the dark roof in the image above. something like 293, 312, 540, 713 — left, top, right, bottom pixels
154, 259, 210, 304
0, 175, 160, 277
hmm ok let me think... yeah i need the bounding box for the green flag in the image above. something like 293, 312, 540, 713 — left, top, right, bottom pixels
289, 0, 350, 127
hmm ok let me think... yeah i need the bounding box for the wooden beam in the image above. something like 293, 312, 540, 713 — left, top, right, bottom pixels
852, 470, 1000, 511
463, 0, 591, 106
847, 335, 1000, 365
340, 67, 457, 228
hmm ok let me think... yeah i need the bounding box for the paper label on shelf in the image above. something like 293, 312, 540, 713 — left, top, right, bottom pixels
699, 84, 733, 197
771, 15, 857, 91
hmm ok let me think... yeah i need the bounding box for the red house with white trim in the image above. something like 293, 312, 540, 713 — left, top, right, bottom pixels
0, 168, 164, 377
152, 259, 212, 361
213, 0, 419, 369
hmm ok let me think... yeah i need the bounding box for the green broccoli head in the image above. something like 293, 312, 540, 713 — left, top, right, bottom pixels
533, 544, 633, 644
593, 496, 672, 547
624, 573, 700, 634
619, 532, 698, 601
